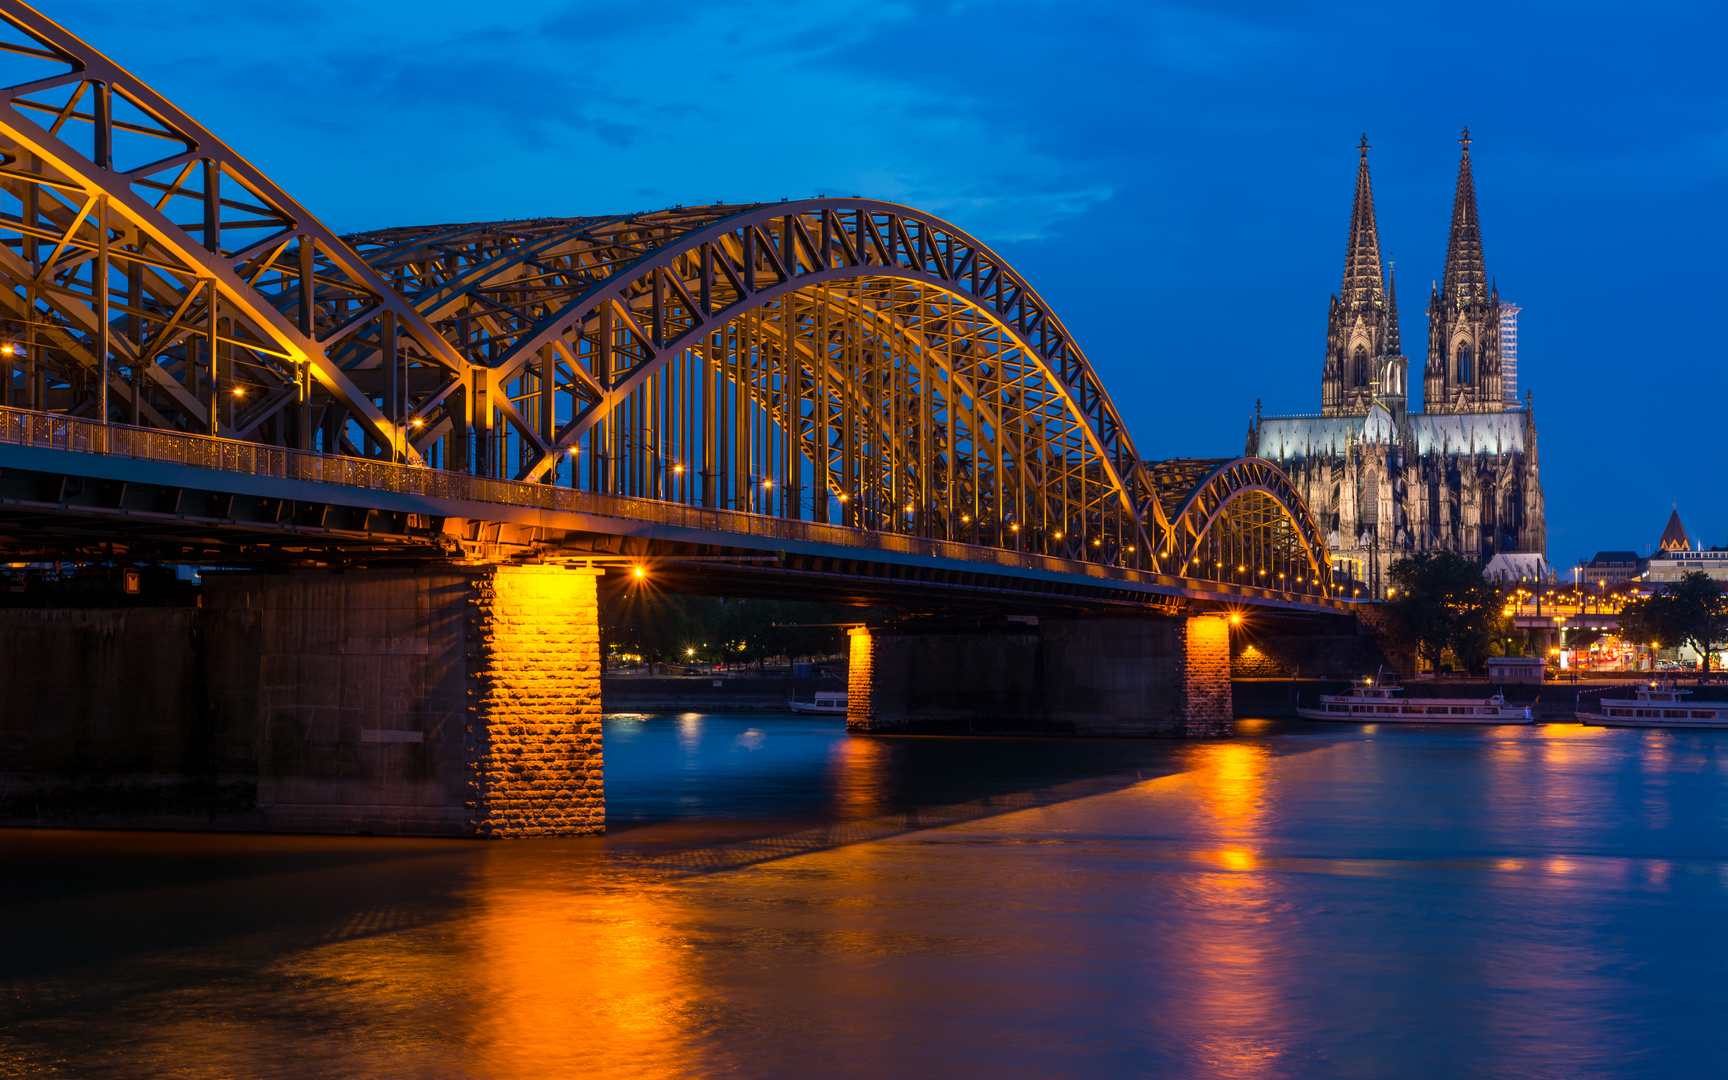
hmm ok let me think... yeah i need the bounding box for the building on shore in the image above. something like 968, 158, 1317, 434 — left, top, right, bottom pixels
1484, 551, 1553, 585
1581, 551, 1643, 589
1642, 508, 1728, 584
1247, 130, 1547, 597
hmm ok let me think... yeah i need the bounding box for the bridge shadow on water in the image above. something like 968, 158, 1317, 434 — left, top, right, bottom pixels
598, 713, 1344, 877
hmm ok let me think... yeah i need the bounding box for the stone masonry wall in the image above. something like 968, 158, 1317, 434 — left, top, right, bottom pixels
468, 565, 604, 837
1179, 615, 1233, 737
845, 628, 877, 732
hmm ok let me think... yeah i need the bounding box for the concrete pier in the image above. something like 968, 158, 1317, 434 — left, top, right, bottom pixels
0, 566, 604, 837
846, 614, 1233, 738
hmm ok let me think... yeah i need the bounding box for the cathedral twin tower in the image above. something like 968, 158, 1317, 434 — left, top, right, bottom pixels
1321, 130, 1506, 420
1249, 130, 1548, 595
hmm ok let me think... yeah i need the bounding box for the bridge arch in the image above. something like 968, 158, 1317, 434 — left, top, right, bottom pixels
1156, 457, 1334, 595
0, 0, 1335, 599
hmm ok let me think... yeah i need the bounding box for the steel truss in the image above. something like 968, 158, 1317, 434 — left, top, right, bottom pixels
0, 2, 1336, 598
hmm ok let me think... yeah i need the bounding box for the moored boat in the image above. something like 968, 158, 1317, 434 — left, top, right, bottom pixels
1577, 681, 1728, 728
1296, 677, 1533, 724
789, 690, 848, 715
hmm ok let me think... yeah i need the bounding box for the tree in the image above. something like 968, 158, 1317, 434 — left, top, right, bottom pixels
1621, 572, 1728, 672
1382, 551, 1507, 675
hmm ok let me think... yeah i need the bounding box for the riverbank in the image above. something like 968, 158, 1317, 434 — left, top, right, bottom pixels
603, 675, 842, 712
1235, 677, 1728, 721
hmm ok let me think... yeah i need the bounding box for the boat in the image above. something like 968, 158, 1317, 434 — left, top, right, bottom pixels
789, 691, 848, 715
1576, 681, 1728, 728
1296, 677, 1533, 724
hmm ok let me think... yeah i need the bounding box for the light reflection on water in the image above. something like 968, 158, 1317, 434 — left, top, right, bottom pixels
2, 716, 1726, 1078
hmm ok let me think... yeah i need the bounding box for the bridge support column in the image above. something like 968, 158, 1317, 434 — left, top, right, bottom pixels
226, 563, 604, 837
466, 565, 605, 837
0, 566, 605, 837
846, 614, 1232, 738
1178, 615, 1233, 738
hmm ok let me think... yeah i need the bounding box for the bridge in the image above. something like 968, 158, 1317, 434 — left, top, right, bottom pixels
0, 3, 1355, 838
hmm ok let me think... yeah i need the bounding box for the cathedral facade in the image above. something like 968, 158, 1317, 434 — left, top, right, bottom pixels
1246, 131, 1547, 597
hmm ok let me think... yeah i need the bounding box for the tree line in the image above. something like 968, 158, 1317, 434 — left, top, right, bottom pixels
599, 588, 877, 670
1381, 551, 1728, 674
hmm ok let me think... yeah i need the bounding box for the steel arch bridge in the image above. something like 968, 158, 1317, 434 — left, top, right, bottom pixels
0, 2, 1338, 604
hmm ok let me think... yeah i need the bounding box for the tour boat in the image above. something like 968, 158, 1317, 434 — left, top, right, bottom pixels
1297, 678, 1533, 724
1576, 681, 1728, 728
789, 691, 848, 715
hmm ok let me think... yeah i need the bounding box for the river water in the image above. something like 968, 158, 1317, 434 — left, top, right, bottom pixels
3, 715, 1726, 1079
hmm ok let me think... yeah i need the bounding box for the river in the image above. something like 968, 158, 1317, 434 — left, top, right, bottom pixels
2, 715, 1725, 1078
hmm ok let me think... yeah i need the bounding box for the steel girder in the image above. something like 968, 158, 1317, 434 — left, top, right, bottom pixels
1158, 457, 1336, 597
0, 2, 461, 464
0, 1, 1336, 597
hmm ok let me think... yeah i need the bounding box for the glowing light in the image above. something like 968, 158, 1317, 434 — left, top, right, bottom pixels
1010, 523, 1019, 532
1054, 532, 1063, 539
632, 566, 645, 579
0, 344, 13, 356
232, 387, 245, 396
411, 418, 424, 427
1230, 615, 1240, 624
674, 464, 684, 474
762, 479, 772, 489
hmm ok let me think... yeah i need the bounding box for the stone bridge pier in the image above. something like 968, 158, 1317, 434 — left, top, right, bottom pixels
207, 564, 607, 837
0, 565, 606, 838
845, 615, 1233, 738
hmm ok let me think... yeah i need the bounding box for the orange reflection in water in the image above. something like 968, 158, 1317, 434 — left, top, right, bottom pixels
466, 850, 703, 1080
1193, 741, 1271, 832
829, 735, 892, 820
1167, 740, 1289, 1077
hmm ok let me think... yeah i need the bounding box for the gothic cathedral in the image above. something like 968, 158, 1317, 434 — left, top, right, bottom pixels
1246, 131, 1547, 596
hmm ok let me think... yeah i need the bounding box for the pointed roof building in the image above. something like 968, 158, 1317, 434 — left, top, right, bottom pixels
1250, 130, 1547, 594
1659, 508, 1692, 552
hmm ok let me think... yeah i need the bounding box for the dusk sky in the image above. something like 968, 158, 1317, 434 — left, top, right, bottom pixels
56, 1, 1727, 570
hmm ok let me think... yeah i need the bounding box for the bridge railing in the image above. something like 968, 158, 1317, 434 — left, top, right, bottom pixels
0, 406, 1339, 606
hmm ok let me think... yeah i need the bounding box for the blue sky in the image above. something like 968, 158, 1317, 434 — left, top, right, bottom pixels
57, 1, 1728, 568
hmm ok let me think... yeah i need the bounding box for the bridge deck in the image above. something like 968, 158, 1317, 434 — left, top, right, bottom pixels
0, 406, 1350, 616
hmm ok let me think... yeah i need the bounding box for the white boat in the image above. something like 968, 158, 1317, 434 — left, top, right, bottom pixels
1296, 678, 1533, 724
1577, 681, 1728, 728
789, 691, 848, 715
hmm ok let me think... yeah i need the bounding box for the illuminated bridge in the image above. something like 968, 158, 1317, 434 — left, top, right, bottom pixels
0, 3, 1352, 838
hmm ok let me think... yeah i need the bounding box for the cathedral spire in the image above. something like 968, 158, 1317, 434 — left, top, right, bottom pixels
1321, 134, 1404, 418
1341, 134, 1386, 307
1441, 127, 1488, 305
1386, 266, 1401, 356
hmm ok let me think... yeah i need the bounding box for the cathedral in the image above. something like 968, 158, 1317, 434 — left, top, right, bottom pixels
1245, 130, 1547, 597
